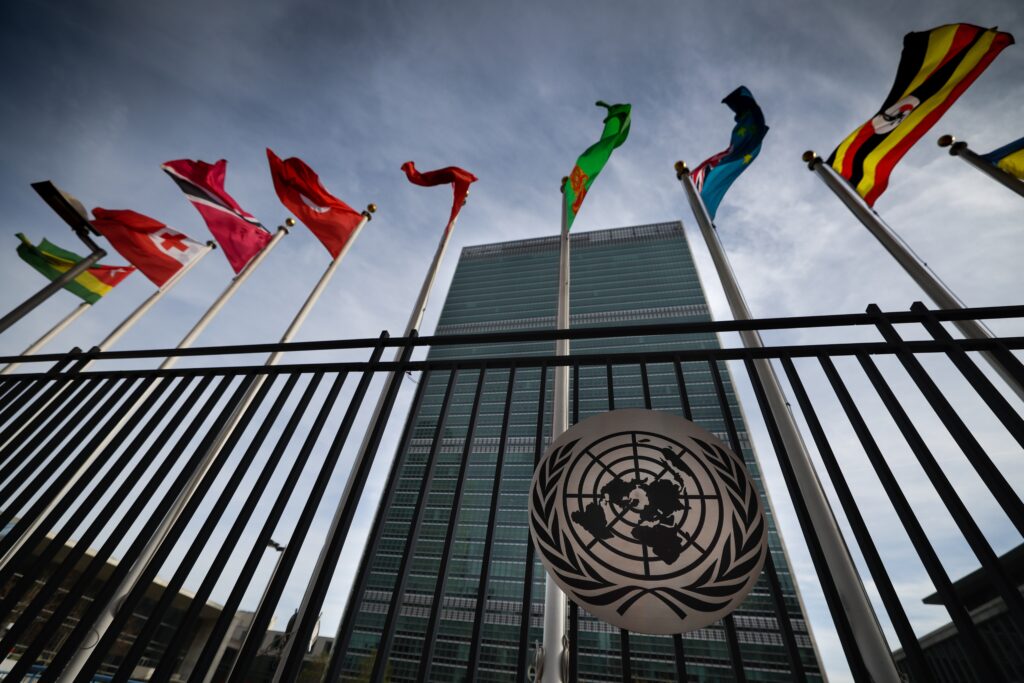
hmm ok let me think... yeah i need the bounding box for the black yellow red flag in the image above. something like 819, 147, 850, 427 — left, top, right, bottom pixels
828, 24, 1013, 206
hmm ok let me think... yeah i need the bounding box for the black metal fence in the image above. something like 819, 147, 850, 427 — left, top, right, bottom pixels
0, 302, 1021, 682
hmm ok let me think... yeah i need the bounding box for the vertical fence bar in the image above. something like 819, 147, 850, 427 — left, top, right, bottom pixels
516, 364, 548, 682
779, 357, 929, 681
707, 359, 805, 680
671, 356, 692, 681
569, 361, 580, 683
857, 351, 1024, 636
866, 305, 1024, 537
419, 367, 488, 679
744, 357, 872, 681
109, 373, 304, 681
328, 371, 433, 679
464, 366, 517, 683
706, 360, 748, 681
820, 355, 1003, 681
155, 372, 328, 682
367, 369, 460, 683
1, 373, 243, 682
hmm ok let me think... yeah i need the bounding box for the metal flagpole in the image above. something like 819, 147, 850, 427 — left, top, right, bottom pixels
160, 221, 292, 370
281, 201, 466, 683
675, 161, 902, 683
0, 182, 108, 335
57, 207, 374, 683
92, 241, 216, 352
803, 150, 1024, 402
539, 181, 571, 683
938, 135, 1024, 199
0, 222, 293, 570
0, 302, 92, 375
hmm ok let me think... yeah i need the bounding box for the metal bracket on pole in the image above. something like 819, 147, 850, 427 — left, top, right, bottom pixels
938, 134, 1024, 199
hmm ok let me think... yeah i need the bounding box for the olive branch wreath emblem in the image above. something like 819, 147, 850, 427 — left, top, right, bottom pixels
529, 436, 766, 621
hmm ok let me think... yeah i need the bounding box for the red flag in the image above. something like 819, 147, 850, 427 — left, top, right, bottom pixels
400, 162, 477, 232
266, 149, 364, 258
161, 158, 272, 273
92, 208, 207, 287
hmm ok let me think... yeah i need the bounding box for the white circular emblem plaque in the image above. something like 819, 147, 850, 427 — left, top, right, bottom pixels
529, 409, 767, 634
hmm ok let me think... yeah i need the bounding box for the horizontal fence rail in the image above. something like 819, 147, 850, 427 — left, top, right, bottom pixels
0, 302, 1020, 682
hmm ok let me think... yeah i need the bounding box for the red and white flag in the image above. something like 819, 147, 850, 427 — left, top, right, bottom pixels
161, 158, 272, 273
92, 208, 207, 287
267, 149, 364, 258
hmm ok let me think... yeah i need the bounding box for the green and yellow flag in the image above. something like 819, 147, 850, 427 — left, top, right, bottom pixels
16, 234, 134, 304
564, 101, 631, 229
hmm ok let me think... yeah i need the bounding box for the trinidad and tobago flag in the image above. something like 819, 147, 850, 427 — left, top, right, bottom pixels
828, 24, 1013, 206
161, 158, 272, 272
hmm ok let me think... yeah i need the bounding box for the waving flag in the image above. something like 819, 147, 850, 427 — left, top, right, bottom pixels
691, 87, 768, 219
982, 136, 1024, 179
828, 24, 1014, 206
16, 234, 134, 304
161, 158, 272, 272
564, 101, 631, 229
267, 150, 364, 257
92, 208, 207, 287
401, 162, 478, 232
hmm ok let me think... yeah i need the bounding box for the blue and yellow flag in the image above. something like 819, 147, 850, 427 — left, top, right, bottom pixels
691, 86, 768, 219
981, 136, 1024, 179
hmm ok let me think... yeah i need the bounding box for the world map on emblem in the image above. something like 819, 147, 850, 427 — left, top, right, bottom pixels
529, 409, 768, 634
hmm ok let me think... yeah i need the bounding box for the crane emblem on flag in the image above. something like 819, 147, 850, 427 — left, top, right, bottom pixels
871, 96, 919, 134
529, 409, 767, 634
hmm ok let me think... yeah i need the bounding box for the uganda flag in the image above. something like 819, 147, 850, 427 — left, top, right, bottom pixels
16, 234, 134, 304
564, 101, 631, 229
828, 24, 1013, 206
982, 136, 1024, 179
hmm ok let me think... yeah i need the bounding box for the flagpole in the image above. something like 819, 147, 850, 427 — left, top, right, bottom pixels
91, 241, 215, 352
0, 302, 91, 375
160, 221, 292, 370
937, 135, 1024, 199
0, 222, 293, 570
57, 207, 374, 683
0, 182, 107, 335
676, 161, 902, 683
283, 203, 466, 683
803, 150, 1024, 402
539, 180, 570, 683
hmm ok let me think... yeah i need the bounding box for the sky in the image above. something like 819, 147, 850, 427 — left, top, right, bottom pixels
1, 0, 1023, 680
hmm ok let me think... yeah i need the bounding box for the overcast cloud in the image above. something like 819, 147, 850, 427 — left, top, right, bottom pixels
1, 1, 1022, 680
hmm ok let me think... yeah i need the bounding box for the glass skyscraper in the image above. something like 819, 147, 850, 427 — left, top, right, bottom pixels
341, 222, 824, 681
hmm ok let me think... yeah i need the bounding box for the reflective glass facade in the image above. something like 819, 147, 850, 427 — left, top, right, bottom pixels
342, 222, 823, 681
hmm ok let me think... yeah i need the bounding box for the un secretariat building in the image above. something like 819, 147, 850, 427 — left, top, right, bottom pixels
337, 222, 824, 681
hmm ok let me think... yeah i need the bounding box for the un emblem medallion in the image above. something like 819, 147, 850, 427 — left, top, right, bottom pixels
529, 409, 767, 634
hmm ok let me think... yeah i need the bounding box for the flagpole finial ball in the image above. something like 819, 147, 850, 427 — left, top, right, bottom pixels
285, 217, 296, 227
674, 161, 688, 178
801, 151, 821, 169
937, 135, 955, 148
366, 203, 377, 215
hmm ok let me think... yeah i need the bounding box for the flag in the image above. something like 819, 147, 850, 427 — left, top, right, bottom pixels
92, 208, 207, 287
691, 86, 768, 219
16, 234, 134, 304
267, 150, 364, 258
981, 136, 1024, 179
400, 162, 478, 232
161, 158, 272, 272
564, 101, 631, 229
828, 24, 1014, 206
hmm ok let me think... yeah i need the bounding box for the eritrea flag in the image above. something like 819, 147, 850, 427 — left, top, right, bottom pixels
564, 101, 631, 229
16, 234, 134, 304
690, 86, 768, 219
